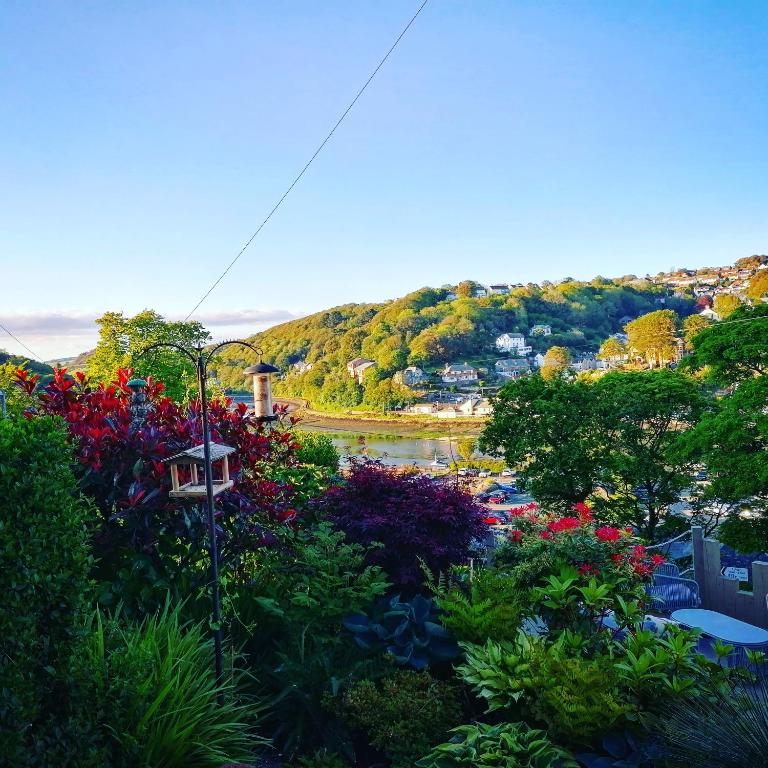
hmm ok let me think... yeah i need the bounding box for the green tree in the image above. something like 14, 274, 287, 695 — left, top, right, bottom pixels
595, 370, 706, 541
598, 337, 627, 367
541, 346, 571, 380
682, 313, 713, 348
625, 309, 679, 368
480, 376, 605, 508
87, 310, 211, 401
456, 437, 477, 461
713, 293, 742, 319
746, 270, 768, 302
686, 306, 768, 384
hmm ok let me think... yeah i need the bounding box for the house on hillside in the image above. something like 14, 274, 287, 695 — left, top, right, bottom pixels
459, 397, 493, 417
292, 360, 313, 374
700, 307, 720, 321
347, 358, 376, 383
495, 358, 531, 379
533, 353, 546, 368
395, 366, 427, 387
473, 287, 488, 298
488, 284, 510, 295
531, 324, 552, 336
495, 333, 532, 355
441, 363, 479, 383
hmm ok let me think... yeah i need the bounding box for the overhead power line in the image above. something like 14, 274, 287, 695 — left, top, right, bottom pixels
185, 0, 430, 321
0, 321, 44, 362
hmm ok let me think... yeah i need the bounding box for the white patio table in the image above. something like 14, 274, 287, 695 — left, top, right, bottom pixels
671, 608, 768, 658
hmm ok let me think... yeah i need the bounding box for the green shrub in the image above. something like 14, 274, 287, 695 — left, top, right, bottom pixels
415, 721, 578, 768
333, 670, 463, 768
435, 569, 528, 643
457, 634, 628, 745
294, 430, 341, 471
0, 416, 93, 761
68, 605, 266, 768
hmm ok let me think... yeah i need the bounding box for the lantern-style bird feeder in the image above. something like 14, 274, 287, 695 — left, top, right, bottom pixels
244, 361, 280, 421
164, 442, 235, 498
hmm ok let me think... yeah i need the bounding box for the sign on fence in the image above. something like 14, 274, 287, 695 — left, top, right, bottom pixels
721, 566, 750, 582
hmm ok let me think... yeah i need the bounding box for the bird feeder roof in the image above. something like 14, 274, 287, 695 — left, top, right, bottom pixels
164, 442, 236, 465
244, 362, 279, 375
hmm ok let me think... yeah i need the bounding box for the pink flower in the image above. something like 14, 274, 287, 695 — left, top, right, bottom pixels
595, 526, 622, 542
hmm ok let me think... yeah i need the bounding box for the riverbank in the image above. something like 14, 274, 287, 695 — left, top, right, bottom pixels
294, 406, 487, 439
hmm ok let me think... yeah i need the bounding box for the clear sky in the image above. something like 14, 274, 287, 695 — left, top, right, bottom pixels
1, 1, 766, 359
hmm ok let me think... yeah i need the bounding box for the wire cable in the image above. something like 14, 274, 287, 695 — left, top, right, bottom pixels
184, 0, 430, 321
0, 321, 44, 362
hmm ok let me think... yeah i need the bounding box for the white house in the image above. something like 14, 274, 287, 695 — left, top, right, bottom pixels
488, 284, 510, 295
533, 353, 546, 368
459, 397, 493, 417
409, 402, 437, 415
495, 333, 532, 355
473, 287, 488, 298
530, 324, 552, 336
700, 307, 720, 321
346, 358, 376, 383
293, 360, 314, 374
441, 363, 479, 383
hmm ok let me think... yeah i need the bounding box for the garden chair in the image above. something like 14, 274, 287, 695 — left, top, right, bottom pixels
646, 572, 701, 613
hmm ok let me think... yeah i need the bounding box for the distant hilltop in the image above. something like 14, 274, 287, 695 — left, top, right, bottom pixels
206, 255, 766, 412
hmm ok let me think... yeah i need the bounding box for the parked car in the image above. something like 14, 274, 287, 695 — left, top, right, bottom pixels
478, 470, 491, 478
501, 469, 514, 477
487, 494, 507, 504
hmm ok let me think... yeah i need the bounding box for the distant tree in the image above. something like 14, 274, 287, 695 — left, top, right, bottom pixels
713, 293, 742, 318
598, 337, 627, 367
456, 437, 477, 461
625, 310, 679, 368
480, 376, 605, 508
735, 254, 768, 270
682, 314, 713, 348
746, 271, 768, 302
540, 346, 571, 380
686, 306, 768, 384
87, 310, 210, 401
595, 370, 707, 541
456, 280, 477, 299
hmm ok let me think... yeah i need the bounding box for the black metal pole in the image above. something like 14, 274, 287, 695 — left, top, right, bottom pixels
197, 353, 224, 702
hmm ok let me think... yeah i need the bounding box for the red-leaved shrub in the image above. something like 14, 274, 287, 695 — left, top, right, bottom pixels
316, 459, 487, 589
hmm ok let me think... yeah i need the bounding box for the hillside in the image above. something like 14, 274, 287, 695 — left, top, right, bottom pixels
0, 351, 54, 377
213, 277, 697, 409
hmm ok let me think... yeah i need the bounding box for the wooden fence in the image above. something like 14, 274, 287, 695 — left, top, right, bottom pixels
692, 526, 768, 628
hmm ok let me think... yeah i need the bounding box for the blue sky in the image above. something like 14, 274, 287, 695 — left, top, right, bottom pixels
1, 1, 766, 359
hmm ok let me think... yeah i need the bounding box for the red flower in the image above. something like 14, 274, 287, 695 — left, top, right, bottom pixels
510, 529, 523, 542
483, 516, 500, 525
625, 527, 634, 534
539, 530, 554, 540
578, 563, 598, 576
651, 554, 666, 566
572, 502, 593, 523
632, 562, 652, 577
595, 526, 622, 542
548, 516, 581, 533
631, 544, 646, 557
610, 553, 624, 563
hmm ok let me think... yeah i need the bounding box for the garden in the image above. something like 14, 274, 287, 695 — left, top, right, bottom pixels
2, 366, 767, 768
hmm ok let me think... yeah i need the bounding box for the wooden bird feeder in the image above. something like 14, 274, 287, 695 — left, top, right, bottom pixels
164, 442, 235, 498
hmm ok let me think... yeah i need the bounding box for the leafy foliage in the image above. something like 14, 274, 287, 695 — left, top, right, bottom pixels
64, 605, 265, 767
344, 594, 459, 669
657, 673, 768, 768
624, 310, 679, 368
87, 309, 212, 402
435, 568, 528, 643
16, 367, 299, 614
317, 459, 487, 589
332, 670, 463, 768
0, 416, 94, 763
294, 429, 341, 471
415, 721, 578, 768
